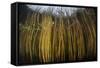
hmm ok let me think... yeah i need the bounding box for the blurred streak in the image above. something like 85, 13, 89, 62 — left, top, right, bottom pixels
19, 7, 96, 64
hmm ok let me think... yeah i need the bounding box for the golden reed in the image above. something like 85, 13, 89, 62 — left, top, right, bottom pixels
19, 8, 96, 64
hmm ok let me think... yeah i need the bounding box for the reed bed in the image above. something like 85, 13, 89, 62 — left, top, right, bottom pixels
19, 8, 96, 64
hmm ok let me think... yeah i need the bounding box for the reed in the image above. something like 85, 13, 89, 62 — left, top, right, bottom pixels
19, 8, 96, 63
